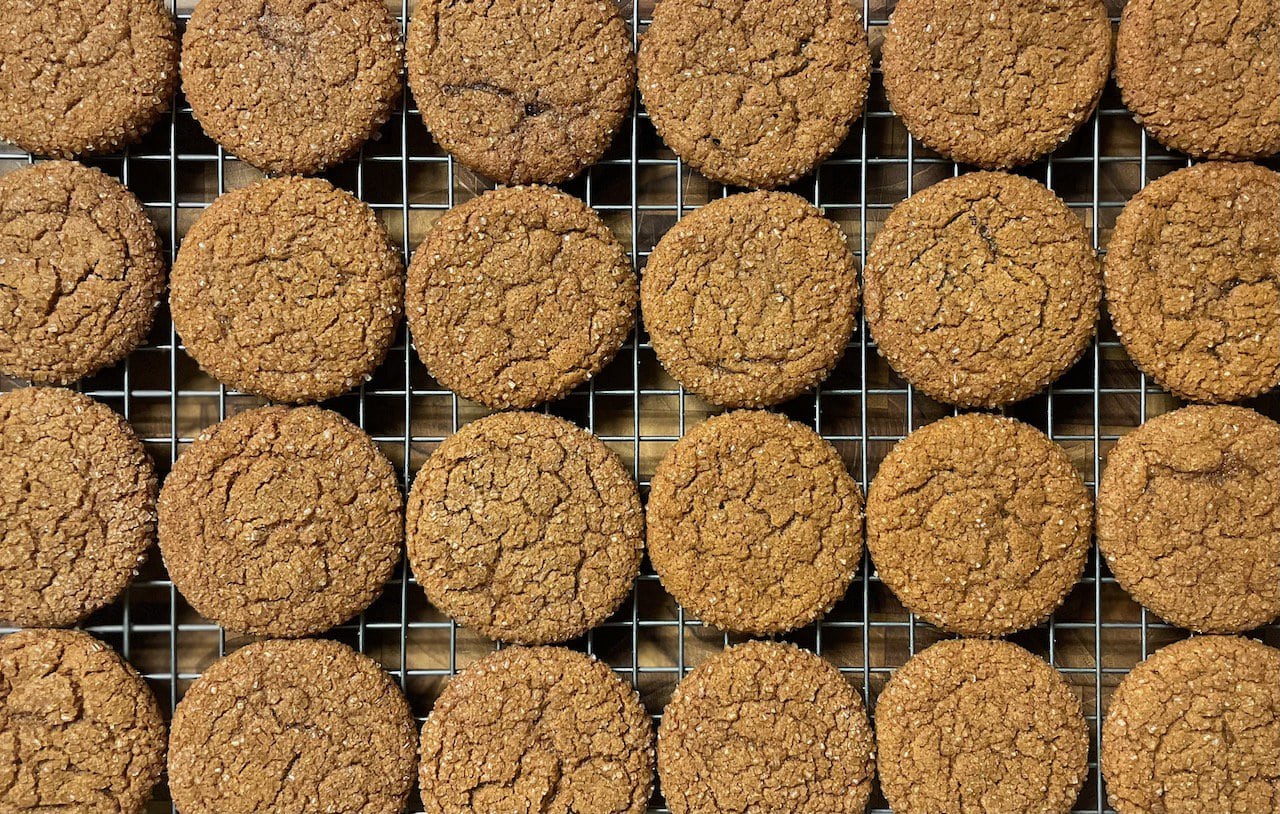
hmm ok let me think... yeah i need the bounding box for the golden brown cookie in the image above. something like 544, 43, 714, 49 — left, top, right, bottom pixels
170, 176, 403, 403
0, 0, 177, 157
864, 171, 1100, 407
881, 0, 1111, 169
638, 0, 871, 189
867, 414, 1092, 637
182, 0, 402, 175
406, 185, 636, 409
658, 640, 875, 814
1097, 405, 1280, 633
0, 387, 156, 628
158, 405, 402, 637
168, 638, 417, 814
0, 161, 165, 384
406, 0, 634, 185
647, 410, 863, 635
0, 629, 166, 813
406, 411, 643, 644
418, 645, 654, 814
1104, 162, 1280, 403
1102, 635, 1280, 814
1116, 0, 1280, 160
640, 191, 858, 408
876, 639, 1089, 814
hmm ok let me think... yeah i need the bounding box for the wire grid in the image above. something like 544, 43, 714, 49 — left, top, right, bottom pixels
2, 0, 1279, 812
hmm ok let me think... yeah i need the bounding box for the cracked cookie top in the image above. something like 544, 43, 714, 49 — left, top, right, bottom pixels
0, 161, 165, 385
158, 405, 403, 637
640, 191, 858, 408
867, 414, 1092, 637
1097, 405, 1280, 633
658, 640, 874, 814
0, 0, 177, 157
0, 387, 156, 628
881, 0, 1110, 169
1116, 0, 1280, 160
0, 629, 166, 813
170, 176, 403, 403
406, 411, 643, 645
182, 0, 402, 176
407, 0, 634, 184
406, 185, 636, 409
638, 0, 870, 189
1102, 635, 1280, 814
168, 638, 417, 814
418, 645, 654, 814
1104, 162, 1280, 403
647, 410, 863, 635
876, 639, 1089, 814
865, 171, 1100, 408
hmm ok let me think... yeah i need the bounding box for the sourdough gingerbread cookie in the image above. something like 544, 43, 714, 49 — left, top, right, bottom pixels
641, 191, 859, 407
1097, 405, 1280, 633
1104, 162, 1280, 402
407, 0, 634, 184
406, 411, 643, 644
638, 0, 871, 189
864, 171, 1100, 407
646, 410, 863, 635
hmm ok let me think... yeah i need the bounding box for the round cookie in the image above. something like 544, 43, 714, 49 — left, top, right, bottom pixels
1102, 636, 1280, 814
867, 414, 1092, 637
0, 0, 177, 157
1116, 0, 1280, 160
864, 171, 1100, 407
170, 176, 403, 403
406, 185, 636, 409
158, 405, 402, 637
876, 639, 1089, 814
0, 161, 165, 384
646, 410, 863, 635
1104, 162, 1280, 402
182, 0, 402, 176
881, 0, 1111, 169
406, 411, 643, 644
1097, 405, 1280, 633
640, 191, 859, 407
406, 0, 634, 185
418, 645, 654, 814
638, 0, 871, 189
0, 629, 166, 813
168, 638, 417, 814
658, 641, 875, 814
0, 387, 156, 628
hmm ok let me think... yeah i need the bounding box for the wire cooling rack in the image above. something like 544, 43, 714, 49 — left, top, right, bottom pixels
2, 1, 1279, 812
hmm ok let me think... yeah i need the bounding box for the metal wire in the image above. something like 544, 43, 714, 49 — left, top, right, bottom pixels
1, 2, 1278, 812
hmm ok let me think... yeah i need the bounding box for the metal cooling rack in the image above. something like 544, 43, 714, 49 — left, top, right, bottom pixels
2, 1, 1279, 812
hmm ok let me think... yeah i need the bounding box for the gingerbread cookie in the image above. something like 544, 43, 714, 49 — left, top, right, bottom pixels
640, 191, 858, 407
0, 0, 177, 157
658, 640, 874, 814
646, 410, 863, 635
864, 171, 1100, 407
406, 411, 643, 644
170, 176, 403, 403
638, 0, 871, 189
168, 638, 417, 814
1104, 161, 1280, 402
406, 185, 636, 409
876, 639, 1089, 814
159, 405, 402, 637
407, 0, 634, 184
1097, 405, 1280, 633
0, 387, 156, 628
